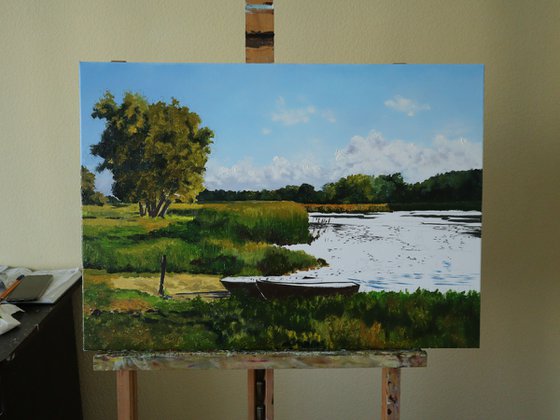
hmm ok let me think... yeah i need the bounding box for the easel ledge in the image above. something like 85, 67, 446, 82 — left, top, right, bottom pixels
93, 349, 427, 370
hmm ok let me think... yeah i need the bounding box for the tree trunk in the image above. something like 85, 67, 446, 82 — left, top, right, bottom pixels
154, 196, 167, 217
158, 199, 172, 218
147, 200, 157, 217
142, 196, 172, 218
158, 255, 167, 297
138, 202, 145, 216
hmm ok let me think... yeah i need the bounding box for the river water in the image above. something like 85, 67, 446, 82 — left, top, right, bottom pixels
225, 210, 481, 293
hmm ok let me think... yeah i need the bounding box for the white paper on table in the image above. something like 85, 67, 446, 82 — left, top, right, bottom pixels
0, 303, 23, 335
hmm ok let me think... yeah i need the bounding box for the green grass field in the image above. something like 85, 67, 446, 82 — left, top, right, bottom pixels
83, 201, 480, 351
84, 282, 480, 351
83, 201, 320, 276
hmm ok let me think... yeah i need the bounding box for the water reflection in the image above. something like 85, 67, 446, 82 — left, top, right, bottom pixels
224, 210, 481, 293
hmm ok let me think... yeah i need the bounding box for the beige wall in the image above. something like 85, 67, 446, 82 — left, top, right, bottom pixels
1, 0, 559, 418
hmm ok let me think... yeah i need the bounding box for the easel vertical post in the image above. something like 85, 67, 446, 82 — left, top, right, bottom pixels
246, 0, 274, 63
265, 369, 274, 419
247, 369, 256, 420
248, 369, 274, 420
116, 370, 138, 420
246, 1, 275, 417
381, 367, 401, 420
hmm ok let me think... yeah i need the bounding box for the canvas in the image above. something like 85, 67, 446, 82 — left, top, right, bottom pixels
81, 63, 483, 351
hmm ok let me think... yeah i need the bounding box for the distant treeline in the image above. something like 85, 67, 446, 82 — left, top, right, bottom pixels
198, 169, 482, 206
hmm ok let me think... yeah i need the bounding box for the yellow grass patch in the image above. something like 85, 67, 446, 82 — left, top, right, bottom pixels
83, 204, 137, 218
84, 269, 116, 285
108, 298, 154, 312
83, 208, 192, 232
135, 216, 185, 231
83, 218, 131, 227
84, 269, 223, 295
170, 203, 202, 211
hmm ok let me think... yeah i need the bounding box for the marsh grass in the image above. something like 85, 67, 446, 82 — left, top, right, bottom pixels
82, 201, 318, 275
389, 201, 482, 211
304, 203, 391, 213
303, 201, 481, 213
84, 283, 480, 351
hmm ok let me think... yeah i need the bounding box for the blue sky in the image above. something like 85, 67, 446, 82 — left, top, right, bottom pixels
80, 63, 483, 194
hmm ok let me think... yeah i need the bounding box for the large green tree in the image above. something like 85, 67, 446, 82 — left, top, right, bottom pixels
371, 173, 407, 203
324, 174, 374, 204
90, 92, 214, 217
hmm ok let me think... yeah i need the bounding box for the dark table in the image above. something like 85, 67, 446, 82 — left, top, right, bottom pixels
0, 280, 83, 420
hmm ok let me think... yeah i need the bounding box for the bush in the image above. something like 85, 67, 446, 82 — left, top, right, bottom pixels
256, 247, 318, 276
190, 254, 244, 276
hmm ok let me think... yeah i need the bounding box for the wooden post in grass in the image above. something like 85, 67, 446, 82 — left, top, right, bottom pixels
158, 254, 167, 297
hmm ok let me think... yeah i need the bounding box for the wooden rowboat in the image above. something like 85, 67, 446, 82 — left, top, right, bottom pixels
256, 280, 359, 299
220, 278, 262, 298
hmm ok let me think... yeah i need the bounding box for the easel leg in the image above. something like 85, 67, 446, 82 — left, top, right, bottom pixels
116, 370, 138, 420
265, 369, 274, 420
248, 369, 274, 420
248, 370, 256, 420
381, 368, 401, 420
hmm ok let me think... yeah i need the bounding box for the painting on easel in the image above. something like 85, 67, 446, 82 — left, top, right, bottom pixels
81, 63, 482, 351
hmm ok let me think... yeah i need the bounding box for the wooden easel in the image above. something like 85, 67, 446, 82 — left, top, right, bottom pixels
245, 367, 404, 420
99, 3, 428, 419
98, 350, 427, 420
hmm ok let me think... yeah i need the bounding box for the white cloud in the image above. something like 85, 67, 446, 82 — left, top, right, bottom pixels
384, 95, 431, 117
272, 96, 336, 125
205, 130, 482, 190
270, 97, 336, 126
334, 131, 482, 183
205, 156, 326, 190
272, 105, 316, 125
261, 128, 272, 135
321, 109, 337, 123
